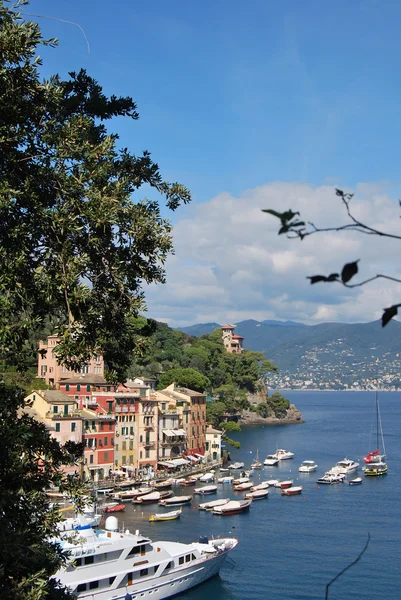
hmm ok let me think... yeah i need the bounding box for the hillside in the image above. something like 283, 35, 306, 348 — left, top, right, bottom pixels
177, 319, 401, 390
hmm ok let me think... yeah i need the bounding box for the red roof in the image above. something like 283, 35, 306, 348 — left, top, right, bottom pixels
232, 334, 244, 339
221, 324, 235, 329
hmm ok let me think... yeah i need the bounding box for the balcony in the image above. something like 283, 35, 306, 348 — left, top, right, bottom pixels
144, 425, 154, 431
161, 440, 186, 447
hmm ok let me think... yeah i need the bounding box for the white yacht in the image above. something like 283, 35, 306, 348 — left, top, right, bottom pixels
263, 455, 279, 466
298, 460, 318, 473
273, 449, 294, 460
53, 517, 238, 600
335, 458, 359, 474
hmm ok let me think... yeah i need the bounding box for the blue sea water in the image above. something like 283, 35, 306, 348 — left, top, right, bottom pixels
119, 391, 401, 600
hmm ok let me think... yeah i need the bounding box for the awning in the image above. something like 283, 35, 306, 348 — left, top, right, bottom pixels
169, 458, 189, 466
162, 429, 176, 437
186, 455, 199, 462
175, 428, 187, 436
157, 461, 175, 468
194, 453, 205, 460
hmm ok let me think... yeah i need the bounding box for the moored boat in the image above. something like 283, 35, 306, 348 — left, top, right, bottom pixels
159, 495, 193, 506
217, 476, 234, 484
153, 479, 173, 490
212, 499, 252, 515
53, 517, 238, 598
317, 473, 345, 485
348, 477, 363, 485
229, 462, 245, 470
274, 479, 293, 489
149, 508, 182, 522
281, 486, 303, 496
250, 481, 270, 491
334, 458, 359, 475
298, 460, 318, 473
245, 489, 269, 500
274, 449, 294, 460
232, 477, 249, 485
194, 485, 217, 495
133, 491, 173, 504
198, 498, 230, 511
198, 472, 215, 483
102, 503, 126, 513
251, 450, 262, 469
263, 455, 279, 466
363, 392, 388, 476
364, 462, 388, 476
234, 481, 253, 491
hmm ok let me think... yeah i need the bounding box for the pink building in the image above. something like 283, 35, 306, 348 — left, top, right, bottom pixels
37, 335, 104, 387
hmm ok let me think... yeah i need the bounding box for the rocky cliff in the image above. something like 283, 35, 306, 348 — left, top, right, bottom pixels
239, 403, 304, 425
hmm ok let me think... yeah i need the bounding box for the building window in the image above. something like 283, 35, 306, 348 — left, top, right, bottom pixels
145, 449, 150, 458
76, 384, 81, 392
122, 442, 126, 451
65, 384, 69, 391
122, 455, 126, 464
64, 404, 68, 416
91, 421, 96, 429
55, 423, 60, 432
90, 455, 94, 464
104, 437, 108, 445
53, 405, 58, 414
130, 426, 134, 435
104, 452, 108, 461
71, 423, 76, 432
100, 422, 104, 431
87, 384, 91, 392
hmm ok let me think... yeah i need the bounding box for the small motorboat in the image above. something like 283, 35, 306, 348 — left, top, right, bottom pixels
153, 479, 173, 490
317, 473, 345, 485
263, 455, 279, 466
102, 503, 126, 513
334, 458, 360, 475
299, 460, 318, 473
198, 498, 230, 511
245, 489, 269, 500
212, 499, 252, 515
194, 485, 217, 495
159, 495, 193, 506
266, 479, 279, 487
281, 486, 303, 496
274, 480, 293, 489
348, 477, 363, 485
234, 481, 253, 491
217, 476, 234, 484
198, 472, 215, 483
232, 477, 249, 485
180, 478, 198, 486
274, 449, 294, 460
133, 490, 173, 504
229, 462, 245, 470
250, 481, 270, 491
149, 508, 182, 522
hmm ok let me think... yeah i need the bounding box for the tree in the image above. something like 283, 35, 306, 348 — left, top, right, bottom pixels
0, 1, 190, 380
156, 367, 211, 392
0, 2, 190, 598
263, 188, 401, 327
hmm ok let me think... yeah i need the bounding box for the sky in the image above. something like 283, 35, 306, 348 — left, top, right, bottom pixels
25, 0, 401, 326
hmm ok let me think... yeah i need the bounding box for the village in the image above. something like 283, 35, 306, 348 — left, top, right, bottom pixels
24, 325, 246, 483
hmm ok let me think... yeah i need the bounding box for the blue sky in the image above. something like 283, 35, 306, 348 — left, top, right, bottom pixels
26, 0, 401, 325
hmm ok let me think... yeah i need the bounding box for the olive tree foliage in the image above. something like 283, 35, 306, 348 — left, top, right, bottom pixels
263, 188, 401, 327
0, 0, 190, 380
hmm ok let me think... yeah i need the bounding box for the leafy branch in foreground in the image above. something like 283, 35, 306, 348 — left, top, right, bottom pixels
263, 189, 401, 327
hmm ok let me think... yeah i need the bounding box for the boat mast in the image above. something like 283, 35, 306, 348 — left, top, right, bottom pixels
376, 391, 379, 451
377, 393, 386, 457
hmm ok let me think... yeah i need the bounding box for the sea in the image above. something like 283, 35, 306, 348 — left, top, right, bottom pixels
117, 391, 401, 600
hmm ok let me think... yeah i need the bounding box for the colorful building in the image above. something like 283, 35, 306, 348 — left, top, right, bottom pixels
205, 426, 223, 463
37, 335, 104, 387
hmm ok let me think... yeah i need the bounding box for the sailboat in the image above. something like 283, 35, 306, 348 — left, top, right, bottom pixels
251, 449, 262, 469
363, 392, 388, 477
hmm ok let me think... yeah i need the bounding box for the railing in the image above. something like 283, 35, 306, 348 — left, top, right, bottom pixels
161, 440, 186, 447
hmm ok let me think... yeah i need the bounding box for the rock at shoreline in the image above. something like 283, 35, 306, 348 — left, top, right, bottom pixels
239, 403, 304, 425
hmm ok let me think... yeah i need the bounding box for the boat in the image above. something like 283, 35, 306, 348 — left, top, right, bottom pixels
348, 477, 363, 486
364, 462, 388, 476
198, 498, 230, 511
263, 455, 279, 466
273, 449, 294, 460
251, 450, 262, 469
232, 477, 249, 485
266, 479, 279, 487
281, 486, 303, 496
194, 485, 217, 495
229, 462, 245, 470
363, 392, 388, 475
53, 517, 238, 598
334, 458, 359, 475
316, 473, 345, 485
212, 499, 252, 515
180, 478, 198, 486
56, 511, 102, 532
245, 489, 269, 500
217, 475, 234, 484
233, 481, 253, 491
114, 487, 153, 501
250, 481, 270, 491
153, 479, 173, 490
102, 503, 126, 513
159, 495, 193, 506
274, 480, 293, 489
298, 460, 318, 473
133, 491, 173, 504
198, 472, 215, 483
149, 508, 182, 522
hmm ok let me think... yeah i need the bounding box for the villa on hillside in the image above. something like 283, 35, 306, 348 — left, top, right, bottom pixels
221, 324, 244, 353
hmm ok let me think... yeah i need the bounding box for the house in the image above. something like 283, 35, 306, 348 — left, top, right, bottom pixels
37, 335, 104, 387
24, 390, 83, 475
221, 324, 244, 354
205, 426, 223, 463
81, 409, 115, 482
155, 390, 187, 462
59, 374, 117, 413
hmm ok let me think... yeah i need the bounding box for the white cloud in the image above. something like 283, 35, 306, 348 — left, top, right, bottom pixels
144, 182, 401, 327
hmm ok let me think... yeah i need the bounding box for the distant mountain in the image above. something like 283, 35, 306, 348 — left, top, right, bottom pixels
177, 322, 221, 337
176, 318, 401, 388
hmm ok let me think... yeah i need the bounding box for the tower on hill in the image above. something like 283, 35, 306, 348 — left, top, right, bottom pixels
221, 324, 244, 353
